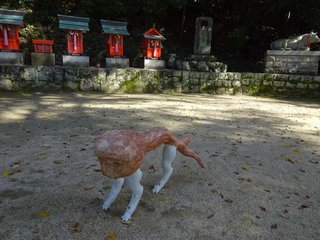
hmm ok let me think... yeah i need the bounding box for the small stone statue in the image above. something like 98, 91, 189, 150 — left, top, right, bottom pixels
270, 31, 320, 50
94, 127, 204, 222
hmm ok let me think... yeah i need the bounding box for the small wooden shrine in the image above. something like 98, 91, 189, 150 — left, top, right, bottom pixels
142, 26, 166, 69
0, 9, 25, 65
143, 27, 165, 59
58, 14, 90, 66
31, 39, 55, 66
101, 19, 130, 68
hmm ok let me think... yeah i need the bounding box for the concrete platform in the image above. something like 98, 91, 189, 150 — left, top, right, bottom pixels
63, 55, 89, 67
105, 57, 129, 69
144, 59, 166, 69
0, 51, 24, 65
31, 53, 55, 66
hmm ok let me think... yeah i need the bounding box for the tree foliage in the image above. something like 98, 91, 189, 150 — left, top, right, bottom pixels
2, 0, 320, 69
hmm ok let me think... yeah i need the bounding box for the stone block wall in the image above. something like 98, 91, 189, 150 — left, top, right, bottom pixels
265, 50, 320, 75
0, 65, 319, 97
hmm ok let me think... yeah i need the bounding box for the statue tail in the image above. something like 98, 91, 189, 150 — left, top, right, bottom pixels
177, 136, 205, 168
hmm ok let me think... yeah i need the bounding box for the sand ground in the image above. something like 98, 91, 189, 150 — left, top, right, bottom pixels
0, 93, 319, 240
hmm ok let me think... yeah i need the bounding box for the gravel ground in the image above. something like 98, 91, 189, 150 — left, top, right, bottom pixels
0, 92, 319, 240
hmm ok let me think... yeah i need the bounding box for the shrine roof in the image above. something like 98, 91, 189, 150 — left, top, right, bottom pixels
58, 14, 89, 31
143, 27, 166, 40
0, 9, 25, 26
100, 20, 129, 35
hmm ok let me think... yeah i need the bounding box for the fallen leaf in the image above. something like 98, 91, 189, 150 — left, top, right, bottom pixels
309, 160, 319, 164
94, 169, 102, 172
293, 149, 301, 154
68, 134, 78, 138
105, 232, 117, 240
121, 220, 131, 225
298, 203, 312, 210
271, 224, 278, 229
2, 169, 11, 177
224, 198, 233, 203
12, 163, 20, 170
38, 151, 48, 157
241, 166, 249, 171
39, 210, 49, 218
84, 185, 94, 191
285, 157, 295, 164
53, 160, 63, 165
259, 206, 266, 211
71, 222, 82, 233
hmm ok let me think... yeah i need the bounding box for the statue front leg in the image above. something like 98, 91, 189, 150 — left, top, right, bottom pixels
153, 144, 177, 193
121, 168, 144, 221
102, 178, 124, 210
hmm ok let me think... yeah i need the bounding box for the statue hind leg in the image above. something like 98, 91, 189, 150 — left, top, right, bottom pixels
153, 144, 177, 193
121, 168, 144, 221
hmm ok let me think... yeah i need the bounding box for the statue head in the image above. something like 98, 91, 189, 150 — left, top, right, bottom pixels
308, 31, 320, 43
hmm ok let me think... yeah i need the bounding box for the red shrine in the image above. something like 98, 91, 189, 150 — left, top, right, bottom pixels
0, 10, 25, 51
143, 27, 166, 59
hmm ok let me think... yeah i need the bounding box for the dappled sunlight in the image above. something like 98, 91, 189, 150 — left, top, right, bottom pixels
1, 107, 34, 123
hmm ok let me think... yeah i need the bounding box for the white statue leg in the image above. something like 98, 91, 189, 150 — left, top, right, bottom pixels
102, 178, 124, 210
152, 144, 176, 193
121, 168, 144, 221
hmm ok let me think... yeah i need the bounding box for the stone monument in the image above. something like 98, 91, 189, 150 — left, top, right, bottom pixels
167, 17, 227, 72
194, 17, 213, 55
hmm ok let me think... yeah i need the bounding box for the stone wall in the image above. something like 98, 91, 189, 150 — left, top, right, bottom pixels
265, 50, 320, 75
0, 65, 319, 96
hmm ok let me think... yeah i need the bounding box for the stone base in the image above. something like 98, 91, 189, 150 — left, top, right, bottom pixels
106, 57, 129, 69
0, 52, 24, 65
63, 55, 89, 67
31, 53, 55, 66
144, 59, 166, 69
265, 50, 320, 75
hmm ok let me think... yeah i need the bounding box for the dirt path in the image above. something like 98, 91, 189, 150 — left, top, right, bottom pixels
1, 93, 319, 240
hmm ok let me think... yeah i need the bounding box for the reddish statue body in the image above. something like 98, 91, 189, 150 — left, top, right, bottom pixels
94, 127, 204, 221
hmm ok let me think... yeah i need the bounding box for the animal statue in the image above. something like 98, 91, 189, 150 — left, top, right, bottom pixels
270, 31, 320, 50
94, 127, 204, 222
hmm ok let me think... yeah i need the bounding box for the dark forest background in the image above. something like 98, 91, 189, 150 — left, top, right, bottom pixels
2, 0, 320, 71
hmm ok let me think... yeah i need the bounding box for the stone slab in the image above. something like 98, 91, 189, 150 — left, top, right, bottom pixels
63, 55, 89, 67
144, 59, 166, 69
31, 53, 55, 66
266, 50, 320, 56
105, 57, 129, 69
0, 52, 24, 65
